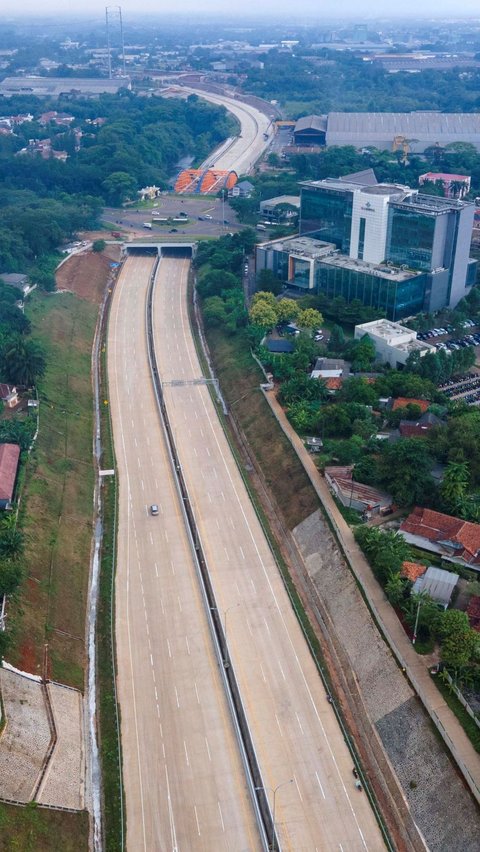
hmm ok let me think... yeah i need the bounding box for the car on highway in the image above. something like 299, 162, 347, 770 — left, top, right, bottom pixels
203, 214, 213, 220
150, 504, 159, 516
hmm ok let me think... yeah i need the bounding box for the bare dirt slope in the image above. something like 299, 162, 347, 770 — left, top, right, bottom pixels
55, 250, 118, 304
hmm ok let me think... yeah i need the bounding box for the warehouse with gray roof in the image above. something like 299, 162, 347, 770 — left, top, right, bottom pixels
326, 111, 480, 152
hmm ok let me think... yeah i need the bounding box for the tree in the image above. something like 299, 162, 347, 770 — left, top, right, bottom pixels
256, 268, 283, 295
0, 528, 24, 561
101, 171, 138, 205
277, 298, 300, 323
439, 610, 478, 669
92, 239, 106, 253
440, 461, 470, 515
251, 291, 278, 310
2, 337, 46, 387
286, 401, 320, 433
297, 308, 323, 331
339, 377, 378, 406
202, 296, 227, 327
0, 559, 23, 596
385, 571, 408, 606
327, 324, 346, 353
377, 439, 435, 507
249, 300, 277, 330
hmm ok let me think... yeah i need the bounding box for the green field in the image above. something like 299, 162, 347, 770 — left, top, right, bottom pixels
0, 803, 89, 852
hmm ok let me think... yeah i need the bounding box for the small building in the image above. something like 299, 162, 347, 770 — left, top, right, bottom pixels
264, 338, 294, 354
0, 443, 20, 509
400, 507, 480, 568
354, 319, 435, 368
419, 172, 471, 200
259, 195, 300, 221
0, 384, 18, 409
412, 565, 459, 609
305, 436, 323, 453
229, 180, 254, 198
310, 358, 349, 380
324, 465, 392, 515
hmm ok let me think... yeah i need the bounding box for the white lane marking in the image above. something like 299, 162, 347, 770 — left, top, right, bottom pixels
167, 639, 172, 659
206, 447, 210, 457
215, 518, 220, 529
220, 491, 225, 502
177, 595, 182, 613
193, 447, 197, 456
223, 546, 230, 562
155, 562, 159, 578
263, 617, 271, 636
296, 712, 304, 735
294, 773, 303, 802
170, 560, 175, 576
194, 681, 200, 704
165, 529, 169, 543
278, 660, 286, 681
205, 736, 211, 762
174, 686, 180, 708
185, 636, 190, 656
150, 653, 154, 667
250, 578, 257, 594
164, 764, 178, 852
141, 479, 144, 491
194, 805, 201, 836
149, 532, 153, 545
229, 516, 235, 529
239, 546, 245, 559
316, 771, 326, 800
160, 598, 165, 615
246, 618, 253, 638
275, 714, 283, 737
184, 740, 190, 767
217, 801, 225, 832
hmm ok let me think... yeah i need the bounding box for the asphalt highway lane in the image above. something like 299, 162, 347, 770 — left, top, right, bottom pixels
108, 255, 260, 851
152, 256, 386, 852
175, 87, 272, 175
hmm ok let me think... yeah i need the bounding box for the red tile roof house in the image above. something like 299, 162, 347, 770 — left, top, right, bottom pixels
400, 507, 480, 568
0, 443, 20, 509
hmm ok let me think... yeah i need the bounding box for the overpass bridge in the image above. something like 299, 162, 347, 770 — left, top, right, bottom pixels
122, 240, 197, 258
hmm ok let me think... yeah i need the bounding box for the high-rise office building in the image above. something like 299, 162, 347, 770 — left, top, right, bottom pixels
295, 172, 476, 319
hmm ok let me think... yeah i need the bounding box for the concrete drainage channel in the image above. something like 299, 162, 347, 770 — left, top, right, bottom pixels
146, 258, 273, 852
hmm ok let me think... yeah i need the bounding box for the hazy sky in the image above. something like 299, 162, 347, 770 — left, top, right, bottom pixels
2, 1, 480, 19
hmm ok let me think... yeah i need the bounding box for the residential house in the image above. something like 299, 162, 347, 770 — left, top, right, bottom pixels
229, 180, 254, 198
0, 443, 20, 509
310, 358, 350, 381
400, 561, 427, 582
399, 412, 444, 438
324, 465, 392, 515
400, 507, 480, 568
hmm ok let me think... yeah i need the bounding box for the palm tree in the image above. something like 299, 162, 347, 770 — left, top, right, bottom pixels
3, 336, 46, 387
440, 460, 470, 514
0, 528, 25, 561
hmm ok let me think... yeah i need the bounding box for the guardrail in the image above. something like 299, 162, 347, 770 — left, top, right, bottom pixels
145, 260, 273, 851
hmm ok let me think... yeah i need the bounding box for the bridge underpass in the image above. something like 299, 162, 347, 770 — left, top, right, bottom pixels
123, 241, 196, 258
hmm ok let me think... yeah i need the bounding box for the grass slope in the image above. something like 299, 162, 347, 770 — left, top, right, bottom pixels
9, 291, 97, 688
205, 326, 319, 529
0, 803, 88, 852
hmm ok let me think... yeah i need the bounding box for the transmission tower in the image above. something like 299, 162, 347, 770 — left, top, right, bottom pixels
105, 5, 126, 79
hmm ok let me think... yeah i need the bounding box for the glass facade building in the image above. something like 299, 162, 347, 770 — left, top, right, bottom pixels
316, 262, 427, 321
300, 186, 353, 252
386, 207, 436, 270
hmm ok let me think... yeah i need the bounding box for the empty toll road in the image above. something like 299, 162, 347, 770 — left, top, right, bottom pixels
108, 255, 259, 851
152, 256, 386, 851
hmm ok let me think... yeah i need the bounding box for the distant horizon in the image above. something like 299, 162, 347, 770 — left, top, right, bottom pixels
2, 4, 480, 22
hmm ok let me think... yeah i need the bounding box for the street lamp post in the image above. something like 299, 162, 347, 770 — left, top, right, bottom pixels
255, 779, 293, 850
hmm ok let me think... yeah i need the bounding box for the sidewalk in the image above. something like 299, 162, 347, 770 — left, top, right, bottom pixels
263, 388, 480, 806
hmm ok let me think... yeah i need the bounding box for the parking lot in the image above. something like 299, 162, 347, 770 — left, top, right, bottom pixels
438, 371, 480, 405
417, 320, 480, 354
